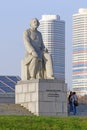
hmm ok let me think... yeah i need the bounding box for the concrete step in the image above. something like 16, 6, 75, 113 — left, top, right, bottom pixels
0, 103, 34, 115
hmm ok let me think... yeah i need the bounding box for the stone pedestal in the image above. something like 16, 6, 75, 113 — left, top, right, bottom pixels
15, 79, 67, 116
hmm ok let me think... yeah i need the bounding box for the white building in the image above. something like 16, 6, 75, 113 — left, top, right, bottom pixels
72, 8, 87, 96
39, 15, 65, 80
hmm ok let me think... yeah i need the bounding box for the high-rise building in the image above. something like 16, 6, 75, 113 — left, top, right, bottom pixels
72, 8, 87, 95
39, 15, 65, 80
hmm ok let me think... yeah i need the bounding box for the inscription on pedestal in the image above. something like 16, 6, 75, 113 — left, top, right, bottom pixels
46, 89, 61, 97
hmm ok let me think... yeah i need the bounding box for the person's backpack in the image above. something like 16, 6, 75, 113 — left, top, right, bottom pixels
74, 100, 78, 106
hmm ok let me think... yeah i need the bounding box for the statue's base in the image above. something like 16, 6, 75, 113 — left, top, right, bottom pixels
15, 79, 67, 116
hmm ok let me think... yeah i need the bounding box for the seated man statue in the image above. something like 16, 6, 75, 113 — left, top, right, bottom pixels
22, 18, 54, 80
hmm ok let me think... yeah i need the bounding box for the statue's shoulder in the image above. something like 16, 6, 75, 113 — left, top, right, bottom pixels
24, 29, 31, 33
23, 29, 31, 35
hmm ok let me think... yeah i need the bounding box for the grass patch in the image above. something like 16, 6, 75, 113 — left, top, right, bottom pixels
0, 116, 87, 130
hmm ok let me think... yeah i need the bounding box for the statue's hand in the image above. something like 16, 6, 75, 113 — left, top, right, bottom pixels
32, 51, 38, 57
44, 48, 48, 53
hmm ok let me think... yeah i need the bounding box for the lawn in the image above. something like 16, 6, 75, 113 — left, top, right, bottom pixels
0, 116, 87, 130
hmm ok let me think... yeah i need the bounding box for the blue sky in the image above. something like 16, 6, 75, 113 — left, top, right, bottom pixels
0, 0, 87, 89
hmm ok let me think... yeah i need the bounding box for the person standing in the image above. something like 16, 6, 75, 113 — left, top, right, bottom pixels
68, 91, 73, 114
70, 92, 78, 115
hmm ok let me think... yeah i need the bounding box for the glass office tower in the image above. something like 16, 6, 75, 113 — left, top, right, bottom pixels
72, 9, 87, 95
39, 15, 65, 80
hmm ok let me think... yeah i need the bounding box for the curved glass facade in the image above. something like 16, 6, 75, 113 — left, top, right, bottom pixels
39, 15, 65, 80
72, 9, 87, 95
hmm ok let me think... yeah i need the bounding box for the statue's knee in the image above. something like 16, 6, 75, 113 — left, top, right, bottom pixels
44, 53, 51, 60
32, 57, 38, 61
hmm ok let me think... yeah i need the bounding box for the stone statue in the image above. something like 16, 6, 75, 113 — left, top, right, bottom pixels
22, 18, 54, 80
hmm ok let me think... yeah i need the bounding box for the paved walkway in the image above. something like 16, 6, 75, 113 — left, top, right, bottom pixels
0, 103, 87, 116
68, 103, 87, 116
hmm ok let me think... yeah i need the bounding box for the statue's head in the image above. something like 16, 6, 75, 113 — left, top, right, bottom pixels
30, 18, 40, 28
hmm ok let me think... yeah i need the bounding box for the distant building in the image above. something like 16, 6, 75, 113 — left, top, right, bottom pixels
72, 8, 87, 96
39, 15, 65, 80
